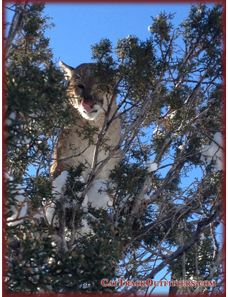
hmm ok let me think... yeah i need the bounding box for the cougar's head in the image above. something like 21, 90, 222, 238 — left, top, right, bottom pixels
59, 61, 107, 121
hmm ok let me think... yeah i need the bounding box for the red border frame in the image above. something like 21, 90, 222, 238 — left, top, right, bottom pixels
2, 1, 226, 297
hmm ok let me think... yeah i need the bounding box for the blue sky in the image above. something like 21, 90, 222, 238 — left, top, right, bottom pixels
5, 3, 218, 295
42, 3, 192, 68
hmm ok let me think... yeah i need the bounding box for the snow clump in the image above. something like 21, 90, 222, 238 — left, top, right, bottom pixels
87, 179, 113, 210
146, 161, 158, 173
6, 173, 27, 226
148, 25, 153, 32
46, 174, 113, 225
6, 112, 16, 126
46, 171, 69, 224
200, 132, 224, 170
46, 171, 88, 225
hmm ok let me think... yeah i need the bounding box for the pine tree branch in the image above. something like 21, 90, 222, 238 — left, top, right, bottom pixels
56, 198, 68, 252
193, 126, 224, 150
130, 150, 184, 224
193, 248, 223, 294
127, 203, 222, 294
5, 3, 26, 60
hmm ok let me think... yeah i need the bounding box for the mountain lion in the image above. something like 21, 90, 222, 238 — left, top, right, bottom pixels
51, 62, 121, 182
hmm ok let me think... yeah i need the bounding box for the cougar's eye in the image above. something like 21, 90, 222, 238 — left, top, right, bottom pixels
77, 84, 85, 89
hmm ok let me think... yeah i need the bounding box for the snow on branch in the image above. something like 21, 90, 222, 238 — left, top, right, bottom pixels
146, 161, 158, 173
6, 174, 28, 226
200, 132, 224, 170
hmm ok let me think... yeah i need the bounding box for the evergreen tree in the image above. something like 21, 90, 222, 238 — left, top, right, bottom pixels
4, 3, 224, 294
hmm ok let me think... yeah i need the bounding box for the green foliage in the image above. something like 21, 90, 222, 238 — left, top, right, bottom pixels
169, 232, 218, 293
110, 160, 148, 196
6, 4, 77, 177
6, 222, 120, 293
27, 174, 53, 211
149, 12, 175, 42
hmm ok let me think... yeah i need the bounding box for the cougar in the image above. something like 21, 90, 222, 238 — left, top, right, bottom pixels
51, 62, 121, 182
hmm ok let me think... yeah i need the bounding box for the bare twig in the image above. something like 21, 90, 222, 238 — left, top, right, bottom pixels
5, 3, 26, 60
127, 203, 221, 294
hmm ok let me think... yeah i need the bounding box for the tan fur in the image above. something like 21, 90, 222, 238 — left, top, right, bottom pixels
51, 62, 121, 182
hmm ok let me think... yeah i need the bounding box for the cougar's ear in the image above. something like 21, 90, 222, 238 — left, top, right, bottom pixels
59, 61, 74, 80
